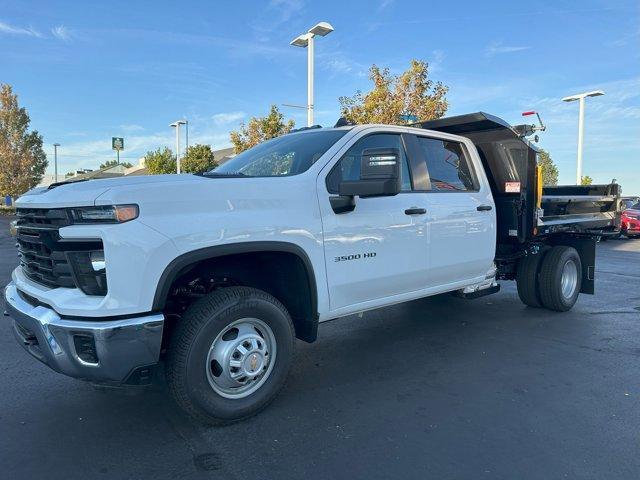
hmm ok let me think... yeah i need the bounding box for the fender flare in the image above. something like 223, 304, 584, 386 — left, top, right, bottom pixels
152, 241, 319, 340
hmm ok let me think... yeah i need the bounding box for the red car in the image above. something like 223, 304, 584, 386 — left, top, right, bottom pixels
621, 201, 640, 238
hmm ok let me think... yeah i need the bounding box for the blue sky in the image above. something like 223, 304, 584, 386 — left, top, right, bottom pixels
2, 0, 639, 193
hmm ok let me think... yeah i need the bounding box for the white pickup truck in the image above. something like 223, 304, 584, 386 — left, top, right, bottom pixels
5, 113, 611, 424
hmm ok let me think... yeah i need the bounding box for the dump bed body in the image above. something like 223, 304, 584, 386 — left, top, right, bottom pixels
539, 184, 621, 235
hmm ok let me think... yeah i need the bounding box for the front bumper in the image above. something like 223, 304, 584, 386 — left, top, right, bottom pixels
4, 282, 164, 384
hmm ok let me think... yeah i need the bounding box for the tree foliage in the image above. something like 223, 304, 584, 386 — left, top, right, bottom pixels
182, 144, 218, 173
100, 159, 133, 169
538, 149, 559, 186
230, 105, 295, 153
339, 60, 449, 125
0, 84, 48, 197
144, 147, 176, 174
581, 175, 593, 185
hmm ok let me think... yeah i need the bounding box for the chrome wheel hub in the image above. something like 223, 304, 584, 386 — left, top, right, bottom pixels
560, 259, 578, 299
206, 318, 276, 399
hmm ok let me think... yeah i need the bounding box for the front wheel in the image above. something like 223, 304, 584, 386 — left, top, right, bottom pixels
166, 287, 295, 424
538, 246, 582, 312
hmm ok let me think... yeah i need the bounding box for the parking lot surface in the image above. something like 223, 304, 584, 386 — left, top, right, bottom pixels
1, 214, 639, 480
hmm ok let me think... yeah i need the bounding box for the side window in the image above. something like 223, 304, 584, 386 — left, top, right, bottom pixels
416, 137, 478, 191
326, 134, 412, 194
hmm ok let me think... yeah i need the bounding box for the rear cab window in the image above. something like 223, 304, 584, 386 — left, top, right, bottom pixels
415, 136, 478, 191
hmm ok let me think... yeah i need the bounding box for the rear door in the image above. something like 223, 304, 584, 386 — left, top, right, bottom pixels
411, 133, 496, 287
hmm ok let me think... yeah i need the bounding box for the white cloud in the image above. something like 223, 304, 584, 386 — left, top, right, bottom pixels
321, 56, 368, 78
0, 20, 42, 37
212, 111, 245, 125
269, 0, 304, 22
429, 49, 446, 72
378, 0, 395, 10
51, 25, 72, 41
485, 41, 530, 57
606, 27, 640, 47
119, 124, 145, 132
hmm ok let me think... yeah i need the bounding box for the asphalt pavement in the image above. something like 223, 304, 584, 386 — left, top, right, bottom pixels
1, 214, 639, 480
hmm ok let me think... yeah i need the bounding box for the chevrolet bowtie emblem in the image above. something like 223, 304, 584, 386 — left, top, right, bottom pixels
249, 354, 258, 371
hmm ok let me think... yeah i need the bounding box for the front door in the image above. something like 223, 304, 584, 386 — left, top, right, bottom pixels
318, 132, 430, 313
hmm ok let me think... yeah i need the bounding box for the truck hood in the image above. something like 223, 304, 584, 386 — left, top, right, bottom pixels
16, 174, 202, 209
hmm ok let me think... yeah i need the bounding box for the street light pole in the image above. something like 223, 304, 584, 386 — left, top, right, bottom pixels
53, 143, 60, 183
307, 34, 314, 127
562, 90, 604, 185
170, 120, 187, 174
185, 119, 189, 154
291, 22, 334, 127
576, 97, 585, 185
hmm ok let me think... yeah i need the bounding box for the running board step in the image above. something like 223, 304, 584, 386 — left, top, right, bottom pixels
456, 284, 501, 300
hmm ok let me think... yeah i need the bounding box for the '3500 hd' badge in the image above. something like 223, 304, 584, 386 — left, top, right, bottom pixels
334, 252, 376, 262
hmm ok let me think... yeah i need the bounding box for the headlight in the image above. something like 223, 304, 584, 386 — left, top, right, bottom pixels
69, 205, 138, 224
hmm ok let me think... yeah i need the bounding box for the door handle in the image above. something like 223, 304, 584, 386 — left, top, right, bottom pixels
477, 205, 493, 211
404, 207, 427, 215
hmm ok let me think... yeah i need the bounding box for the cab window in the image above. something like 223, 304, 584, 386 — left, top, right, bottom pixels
416, 137, 478, 191
326, 134, 412, 194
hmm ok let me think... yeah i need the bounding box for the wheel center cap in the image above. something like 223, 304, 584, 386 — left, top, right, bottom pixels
244, 352, 263, 374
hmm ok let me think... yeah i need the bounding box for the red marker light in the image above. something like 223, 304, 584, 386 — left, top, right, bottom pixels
522, 111, 536, 116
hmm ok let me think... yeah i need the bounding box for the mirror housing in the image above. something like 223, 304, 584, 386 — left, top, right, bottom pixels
338, 148, 401, 197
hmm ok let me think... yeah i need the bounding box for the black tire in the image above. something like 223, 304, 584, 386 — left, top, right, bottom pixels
166, 286, 295, 425
538, 246, 582, 312
516, 252, 545, 307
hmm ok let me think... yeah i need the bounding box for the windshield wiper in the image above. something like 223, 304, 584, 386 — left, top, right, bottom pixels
198, 171, 247, 178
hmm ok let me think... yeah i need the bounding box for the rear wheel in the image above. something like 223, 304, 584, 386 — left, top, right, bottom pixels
166, 286, 295, 425
516, 252, 545, 307
538, 246, 582, 312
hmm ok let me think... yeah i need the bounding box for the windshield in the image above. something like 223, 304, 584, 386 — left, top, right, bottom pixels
213, 129, 348, 177
631, 202, 640, 210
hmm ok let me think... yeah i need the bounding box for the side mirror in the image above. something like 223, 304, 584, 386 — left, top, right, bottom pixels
339, 148, 401, 197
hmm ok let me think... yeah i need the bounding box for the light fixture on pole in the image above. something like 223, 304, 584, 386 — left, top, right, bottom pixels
170, 120, 187, 174
53, 143, 60, 183
290, 21, 334, 127
562, 90, 604, 185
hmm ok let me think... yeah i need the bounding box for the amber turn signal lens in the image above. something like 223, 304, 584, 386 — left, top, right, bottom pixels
114, 205, 139, 222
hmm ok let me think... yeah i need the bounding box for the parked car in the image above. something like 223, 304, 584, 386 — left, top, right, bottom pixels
4, 112, 616, 424
621, 196, 640, 210
621, 201, 640, 238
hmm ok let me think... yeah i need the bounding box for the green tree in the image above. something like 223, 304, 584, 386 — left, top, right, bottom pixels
144, 147, 176, 174
339, 59, 449, 125
581, 175, 593, 185
100, 159, 133, 169
230, 105, 295, 153
182, 144, 218, 173
0, 84, 48, 197
537, 149, 559, 186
